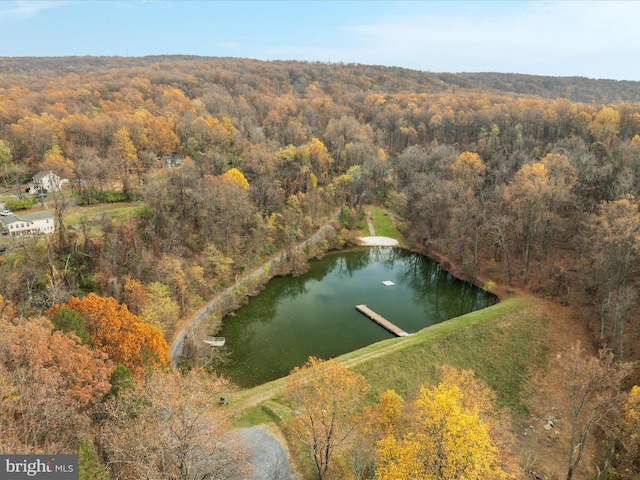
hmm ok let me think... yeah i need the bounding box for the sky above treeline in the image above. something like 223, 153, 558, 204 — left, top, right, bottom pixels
1, 0, 638, 82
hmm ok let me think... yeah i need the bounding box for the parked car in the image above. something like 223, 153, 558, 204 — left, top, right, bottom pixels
34, 192, 47, 199
0, 209, 12, 216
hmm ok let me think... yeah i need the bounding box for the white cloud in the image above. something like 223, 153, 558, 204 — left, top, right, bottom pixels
0, 1, 68, 20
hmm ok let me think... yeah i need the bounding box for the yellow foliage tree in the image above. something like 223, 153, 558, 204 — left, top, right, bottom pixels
122, 275, 180, 332
286, 357, 369, 480
503, 162, 549, 272
375, 390, 405, 438
375, 366, 513, 480
616, 385, 640, 478
113, 127, 138, 165
450, 151, 487, 190
589, 106, 620, 146
145, 115, 179, 156
309, 137, 332, 180
222, 167, 249, 189
112, 127, 138, 192
41, 144, 75, 182
142, 282, 180, 332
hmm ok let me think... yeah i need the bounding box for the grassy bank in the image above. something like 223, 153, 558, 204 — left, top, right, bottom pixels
230, 294, 547, 425
369, 206, 401, 240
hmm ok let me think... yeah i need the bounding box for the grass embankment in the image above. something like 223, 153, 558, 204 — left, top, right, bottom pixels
369, 206, 401, 240
230, 294, 548, 427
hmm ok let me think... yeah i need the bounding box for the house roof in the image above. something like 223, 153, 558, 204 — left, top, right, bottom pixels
0, 211, 54, 226
33, 170, 59, 181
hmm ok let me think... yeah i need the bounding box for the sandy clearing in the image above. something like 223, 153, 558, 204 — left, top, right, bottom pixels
357, 236, 399, 246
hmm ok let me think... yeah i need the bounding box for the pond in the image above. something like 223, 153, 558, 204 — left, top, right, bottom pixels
214, 247, 497, 388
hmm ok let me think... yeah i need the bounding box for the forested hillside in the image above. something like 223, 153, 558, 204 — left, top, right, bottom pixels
0, 56, 639, 478
434, 71, 640, 103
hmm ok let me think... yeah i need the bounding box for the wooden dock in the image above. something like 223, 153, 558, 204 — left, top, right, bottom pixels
355, 304, 412, 337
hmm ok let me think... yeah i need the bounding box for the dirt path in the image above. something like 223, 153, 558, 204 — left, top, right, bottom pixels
365, 207, 376, 235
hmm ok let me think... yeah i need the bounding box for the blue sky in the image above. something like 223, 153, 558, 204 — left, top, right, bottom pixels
1, 1, 638, 81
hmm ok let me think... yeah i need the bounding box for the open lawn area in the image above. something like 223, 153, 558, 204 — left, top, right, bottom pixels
63, 202, 142, 235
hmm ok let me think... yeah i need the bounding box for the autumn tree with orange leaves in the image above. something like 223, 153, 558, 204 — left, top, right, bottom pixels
48, 293, 170, 375
0, 314, 112, 453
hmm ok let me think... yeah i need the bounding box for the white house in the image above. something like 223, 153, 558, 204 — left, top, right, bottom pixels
29, 171, 65, 193
163, 154, 184, 168
0, 211, 55, 236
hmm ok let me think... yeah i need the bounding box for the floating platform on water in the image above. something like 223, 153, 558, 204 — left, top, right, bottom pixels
203, 336, 226, 347
355, 304, 412, 337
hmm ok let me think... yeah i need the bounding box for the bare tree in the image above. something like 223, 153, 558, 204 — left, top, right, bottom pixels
285, 357, 369, 480
561, 343, 635, 480
100, 369, 251, 480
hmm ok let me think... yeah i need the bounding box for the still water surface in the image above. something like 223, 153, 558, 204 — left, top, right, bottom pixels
215, 247, 496, 388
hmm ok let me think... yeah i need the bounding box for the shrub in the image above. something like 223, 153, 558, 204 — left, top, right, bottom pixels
76, 188, 133, 205
483, 280, 497, 293
5, 196, 36, 211
93, 189, 132, 203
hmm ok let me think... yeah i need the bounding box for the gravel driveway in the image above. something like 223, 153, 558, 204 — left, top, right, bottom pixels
240, 426, 300, 480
